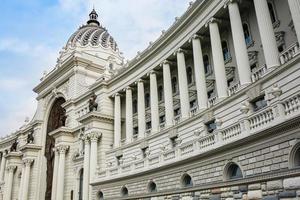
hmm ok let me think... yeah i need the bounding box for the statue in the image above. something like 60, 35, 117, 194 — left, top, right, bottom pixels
89, 92, 98, 112
10, 140, 18, 152
27, 130, 34, 144
58, 109, 67, 127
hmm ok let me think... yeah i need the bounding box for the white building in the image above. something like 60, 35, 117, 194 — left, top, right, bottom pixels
1, 0, 300, 199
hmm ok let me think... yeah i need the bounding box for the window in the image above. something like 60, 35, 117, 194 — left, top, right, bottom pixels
207, 90, 214, 99
203, 55, 210, 74
289, 142, 300, 168
227, 78, 234, 87
222, 41, 231, 61
133, 127, 138, 136
98, 191, 104, 200
278, 45, 284, 53
181, 174, 193, 187
142, 147, 149, 159
205, 120, 216, 133
133, 100, 137, 114
170, 136, 178, 148
146, 121, 151, 130
79, 169, 83, 200
243, 23, 252, 46
190, 100, 196, 109
226, 163, 243, 180
158, 86, 163, 101
121, 186, 128, 197
172, 77, 178, 93
145, 93, 150, 108
159, 115, 165, 124
116, 155, 123, 166
148, 181, 157, 193
250, 95, 267, 112
174, 108, 181, 117
187, 67, 193, 84
294, 147, 300, 167
268, 2, 277, 24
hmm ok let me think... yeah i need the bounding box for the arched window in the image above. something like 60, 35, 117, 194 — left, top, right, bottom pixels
132, 100, 137, 114
289, 142, 300, 168
79, 169, 84, 200
243, 23, 252, 46
121, 186, 128, 197
172, 77, 178, 93
145, 93, 150, 108
98, 191, 104, 200
225, 163, 243, 180
181, 173, 193, 187
158, 86, 163, 101
187, 67, 193, 84
148, 181, 157, 193
222, 41, 230, 61
268, 2, 277, 24
203, 55, 210, 74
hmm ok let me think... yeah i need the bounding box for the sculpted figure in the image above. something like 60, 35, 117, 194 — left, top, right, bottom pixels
27, 130, 34, 144
89, 92, 98, 112
10, 140, 18, 152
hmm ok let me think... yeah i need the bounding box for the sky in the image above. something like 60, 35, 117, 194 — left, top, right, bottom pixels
0, 0, 191, 136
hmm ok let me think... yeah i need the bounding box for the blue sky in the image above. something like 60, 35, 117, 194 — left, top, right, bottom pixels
0, 0, 190, 135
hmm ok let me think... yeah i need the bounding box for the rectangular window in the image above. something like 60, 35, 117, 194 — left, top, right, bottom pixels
205, 120, 216, 133
251, 95, 267, 112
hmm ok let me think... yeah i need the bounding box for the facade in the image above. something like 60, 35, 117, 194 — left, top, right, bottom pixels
0, 0, 300, 199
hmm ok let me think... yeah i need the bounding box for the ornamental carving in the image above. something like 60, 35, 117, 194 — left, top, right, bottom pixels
90, 132, 101, 142
6, 166, 17, 172
88, 92, 98, 112
10, 139, 18, 152
56, 145, 69, 154
27, 130, 34, 144
23, 158, 34, 167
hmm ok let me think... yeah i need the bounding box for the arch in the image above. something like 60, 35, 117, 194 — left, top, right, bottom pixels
44, 97, 67, 200
148, 181, 157, 193
181, 173, 193, 187
223, 162, 243, 180
203, 54, 210, 74
221, 40, 230, 61
121, 186, 128, 197
268, 1, 277, 24
187, 67, 193, 84
97, 191, 104, 200
172, 77, 178, 93
158, 85, 163, 101
243, 22, 252, 46
289, 141, 300, 168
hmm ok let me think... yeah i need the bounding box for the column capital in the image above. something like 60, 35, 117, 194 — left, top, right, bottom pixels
224, 0, 239, 8
113, 92, 121, 98
174, 48, 187, 55
123, 86, 132, 92
90, 132, 102, 142
135, 78, 145, 84
23, 158, 34, 167
56, 145, 69, 154
160, 60, 176, 67
147, 70, 158, 76
6, 165, 17, 172
205, 17, 221, 27
189, 34, 204, 43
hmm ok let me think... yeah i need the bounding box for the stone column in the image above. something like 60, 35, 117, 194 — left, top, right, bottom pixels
149, 71, 160, 133
227, 0, 252, 85
18, 165, 25, 200
56, 145, 69, 200
21, 158, 34, 200
114, 93, 121, 147
288, 0, 300, 43
125, 87, 133, 142
137, 79, 146, 137
253, 0, 280, 69
83, 136, 90, 200
0, 154, 6, 182
208, 18, 228, 99
89, 132, 100, 181
191, 35, 208, 110
176, 48, 190, 119
51, 148, 59, 200
162, 60, 174, 127
4, 166, 16, 200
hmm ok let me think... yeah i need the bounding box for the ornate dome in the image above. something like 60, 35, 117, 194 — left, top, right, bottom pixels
65, 9, 118, 51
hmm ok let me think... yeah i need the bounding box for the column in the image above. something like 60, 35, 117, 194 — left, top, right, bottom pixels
191, 35, 208, 110
288, 0, 300, 42
89, 132, 100, 181
114, 93, 121, 147
176, 48, 190, 119
83, 136, 90, 200
51, 148, 59, 200
0, 154, 6, 182
162, 61, 174, 127
227, 0, 252, 85
18, 165, 25, 200
137, 79, 146, 138
149, 71, 159, 132
4, 166, 16, 200
208, 18, 228, 99
125, 87, 133, 142
56, 145, 69, 200
253, 0, 280, 69
21, 159, 34, 200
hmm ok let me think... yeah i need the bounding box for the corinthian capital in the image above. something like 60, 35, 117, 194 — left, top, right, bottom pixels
57, 145, 69, 154
6, 165, 17, 172
90, 132, 102, 142
23, 158, 34, 167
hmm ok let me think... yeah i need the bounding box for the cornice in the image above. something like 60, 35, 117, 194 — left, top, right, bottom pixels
77, 111, 114, 124
48, 126, 73, 139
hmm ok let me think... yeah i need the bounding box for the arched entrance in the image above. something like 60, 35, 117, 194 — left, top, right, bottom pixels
45, 97, 66, 200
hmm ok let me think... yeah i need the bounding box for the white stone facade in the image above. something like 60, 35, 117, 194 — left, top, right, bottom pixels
1, 0, 300, 200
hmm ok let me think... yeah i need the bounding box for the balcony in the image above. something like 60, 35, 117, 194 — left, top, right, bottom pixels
279, 42, 300, 65
251, 64, 268, 82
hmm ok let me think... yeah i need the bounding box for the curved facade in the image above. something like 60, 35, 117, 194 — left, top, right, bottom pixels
1, 0, 300, 200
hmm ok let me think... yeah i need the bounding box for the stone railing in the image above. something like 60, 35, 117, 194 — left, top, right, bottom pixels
98, 92, 300, 181
208, 96, 217, 107
251, 64, 268, 82
174, 115, 181, 124
190, 106, 198, 116
228, 82, 241, 96
280, 42, 300, 65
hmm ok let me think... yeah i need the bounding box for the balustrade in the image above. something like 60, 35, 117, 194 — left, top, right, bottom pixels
208, 96, 217, 107
251, 64, 268, 82
228, 82, 241, 96
221, 123, 241, 141
279, 42, 300, 64
249, 107, 274, 131
283, 93, 300, 115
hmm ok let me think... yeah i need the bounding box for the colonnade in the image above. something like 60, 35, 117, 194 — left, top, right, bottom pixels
112, 0, 300, 147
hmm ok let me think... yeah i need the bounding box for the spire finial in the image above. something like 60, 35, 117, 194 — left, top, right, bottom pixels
87, 8, 100, 26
